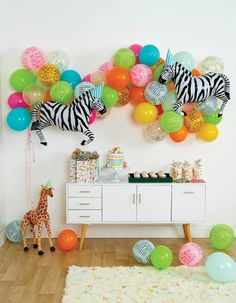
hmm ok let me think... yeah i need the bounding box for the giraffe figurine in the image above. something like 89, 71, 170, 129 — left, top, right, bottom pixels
21, 180, 55, 256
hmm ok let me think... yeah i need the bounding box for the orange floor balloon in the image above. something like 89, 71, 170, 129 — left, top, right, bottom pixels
57, 229, 77, 252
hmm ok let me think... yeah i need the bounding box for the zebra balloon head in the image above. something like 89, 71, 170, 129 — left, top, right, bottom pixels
91, 83, 107, 114
159, 49, 175, 85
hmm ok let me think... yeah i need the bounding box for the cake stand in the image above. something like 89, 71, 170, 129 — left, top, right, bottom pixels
101, 166, 130, 182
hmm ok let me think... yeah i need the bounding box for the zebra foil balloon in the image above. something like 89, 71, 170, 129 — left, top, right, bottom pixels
31, 83, 106, 146
159, 50, 230, 117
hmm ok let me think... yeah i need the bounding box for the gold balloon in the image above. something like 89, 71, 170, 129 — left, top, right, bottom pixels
115, 87, 130, 107
150, 58, 165, 71
38, 64, 60, 86
184, 110, 204, 133
96, 107, 112, 119
23, 84, 46, 106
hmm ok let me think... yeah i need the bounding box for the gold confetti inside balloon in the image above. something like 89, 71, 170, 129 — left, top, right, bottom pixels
115, 87, 130, 107
144, 120, 167, 141
199, 56, 224, 74
23, 84, 46, 106
38, 64, 60, 86
184, 110, 204, 133
96, 107, 112, 119
90, 71, 107, 86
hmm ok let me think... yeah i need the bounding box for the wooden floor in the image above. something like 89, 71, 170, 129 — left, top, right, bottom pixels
0, 238, 235, 303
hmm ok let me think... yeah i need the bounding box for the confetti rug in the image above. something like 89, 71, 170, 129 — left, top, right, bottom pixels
62, 266, 236, 303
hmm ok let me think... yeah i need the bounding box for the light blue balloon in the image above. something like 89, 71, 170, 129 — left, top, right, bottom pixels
162, 91, 177, 112
174, 51, 195, 71
206, 252, 236, 283
60, 69, 81, 89
7, 108, 31, 131
139, 44, 160, 66
6, 220, 22, 243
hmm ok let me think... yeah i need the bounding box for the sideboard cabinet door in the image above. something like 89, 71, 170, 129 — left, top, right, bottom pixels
137, 185, 171, 222
103, 185, 136, 222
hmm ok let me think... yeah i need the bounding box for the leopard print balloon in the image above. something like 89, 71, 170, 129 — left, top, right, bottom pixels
184, 110, 204, 133
96, 107, 112, 119
115, 87, 130, 107
38, 64, 60, 86
150, 58, 165, 71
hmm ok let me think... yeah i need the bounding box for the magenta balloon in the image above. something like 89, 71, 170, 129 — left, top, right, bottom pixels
129, 44, 142, 64
8, 92, 28, 109
88, 110, 97, 125
83, 74, 91, 82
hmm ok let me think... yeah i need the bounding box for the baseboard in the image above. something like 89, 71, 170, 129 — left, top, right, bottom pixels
39, 224, 236, 239
0, 225, 6, 247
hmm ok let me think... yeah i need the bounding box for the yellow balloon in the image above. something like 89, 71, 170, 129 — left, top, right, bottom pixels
134, 102, 158, 124
197, 123, 219, 141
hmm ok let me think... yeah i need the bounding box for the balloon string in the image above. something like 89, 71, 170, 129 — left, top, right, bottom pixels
25, 128, 36, 210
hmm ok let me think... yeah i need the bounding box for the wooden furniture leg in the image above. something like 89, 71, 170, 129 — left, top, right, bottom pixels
182, 224, 192, 242
79, 224, 87, 250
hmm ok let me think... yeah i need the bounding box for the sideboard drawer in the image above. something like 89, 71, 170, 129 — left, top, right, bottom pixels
68, 198, 101, 210
68, 210, 102, 223
172, 184, 206, 222
67, 185, 102, 197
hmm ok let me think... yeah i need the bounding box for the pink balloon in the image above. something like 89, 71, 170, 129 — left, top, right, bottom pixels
88, 110, 97, 125
178, 242, 203, 266
21, 47, 47, 71
99, 61, 114, 75
83, 74, 91, 82
8, 92, 28, 109
183, 102, 194, 112
129, 44, 142, 64
130, 64, 152, 87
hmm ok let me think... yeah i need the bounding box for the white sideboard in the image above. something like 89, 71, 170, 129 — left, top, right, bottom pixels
66, 182, 206, 249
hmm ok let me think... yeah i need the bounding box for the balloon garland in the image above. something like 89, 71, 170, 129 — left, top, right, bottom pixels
7, 45, 227, 143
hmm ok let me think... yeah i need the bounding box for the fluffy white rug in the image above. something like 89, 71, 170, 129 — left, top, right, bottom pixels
62, 266, 236, 303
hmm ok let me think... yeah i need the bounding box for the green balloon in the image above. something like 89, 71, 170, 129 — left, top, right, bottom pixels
162, 91, 177, 112
10, 69, 36, 92
204, 109, 222, 125
150, 245, 173, 269
50, 81, 73, 104
210, 224, 234, 250
160, 110, 183, 133
114, 48, 136, 69
152, 64, 164, 80
102, 86, 118, 107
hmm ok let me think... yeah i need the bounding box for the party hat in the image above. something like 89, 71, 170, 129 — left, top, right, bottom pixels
165, 49, 174, 66
45, 179, 52, 188
92, 83, 104, 98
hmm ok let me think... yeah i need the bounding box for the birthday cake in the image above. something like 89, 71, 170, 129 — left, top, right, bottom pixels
106, 147, 125, 169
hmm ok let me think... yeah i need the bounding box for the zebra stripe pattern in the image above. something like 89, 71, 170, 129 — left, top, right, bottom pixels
133, 240, 155, 264
159, 61, 230, 117
31, 85, 106, 146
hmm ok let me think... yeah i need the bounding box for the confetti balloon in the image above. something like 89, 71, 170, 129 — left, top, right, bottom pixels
129, 44, 142, 64
179, 242, 203, 266
99, 61, 114, 74
90, 71, 107, 86
169, 125, 188, 142
145, 82, 167, 105
116, 87, 130, 107
21, 47, 47, 71
96, 107, 111, 119
184, 110, 204, 133
74, 82, 95, 98
160, 111, 183, 133
134, 102, 157, 124
200, 56, 224, 74
50, 81, 73, 104
47, 50, 69, 73
10, 69, 36, 92
114, 48, 136, 69
197, 124, 219, 142
195, 97, 218, 115
8, 92, 28, 109
130, 64, 152, 87
144, 120, 167, 141
174, 51, 195, 71
161, 91, 176, 111
23, 84, 46, 106
38, 64, 60, 86
129, 86, 146, 105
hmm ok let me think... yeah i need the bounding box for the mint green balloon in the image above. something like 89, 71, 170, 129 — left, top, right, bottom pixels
152, 64, 164, 80
210, 224, 234, 250
10, 69, 36, 92
174, 51, 195, 71
160, 111, 183, 133
162, 91, 177, 112
150, 245, 173, 269
204, 109, 222, 125
206, 252, 236, 283
114, 48, 136, 69
50, 81, 73, 104
102, 86, 118, 107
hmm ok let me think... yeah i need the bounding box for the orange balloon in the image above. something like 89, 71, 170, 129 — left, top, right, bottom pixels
167, 81, 175, 91
57, 229, 77, 252
129, 86, 147, 105
44, 90, 51, 102
192, 68, 202, 77
107, 67, 130, 90
169, 125, 188, 142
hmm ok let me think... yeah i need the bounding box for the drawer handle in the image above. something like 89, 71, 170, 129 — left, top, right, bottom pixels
79, 190, 90, 193
133, 194, 135, 204
80, 215, 90, 218
183, 192, 194, 194
80, 203, 91, 205
139, 193, 141, 204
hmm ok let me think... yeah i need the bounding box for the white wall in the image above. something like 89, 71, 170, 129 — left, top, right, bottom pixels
0, 0, 236, 238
